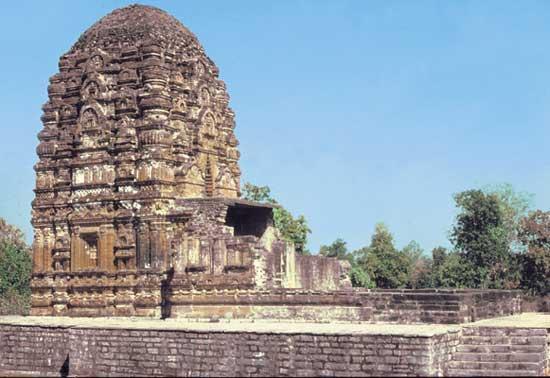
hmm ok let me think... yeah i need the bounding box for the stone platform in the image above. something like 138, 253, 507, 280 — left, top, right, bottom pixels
164, 288, 522, 324
30, 287, 524, 323
0, 313, 547, 377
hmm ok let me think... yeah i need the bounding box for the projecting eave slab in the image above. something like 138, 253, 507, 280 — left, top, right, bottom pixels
176, 197, 280, 209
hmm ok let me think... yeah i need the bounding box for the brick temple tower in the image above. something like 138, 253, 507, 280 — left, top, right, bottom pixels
30, 5, 349, 317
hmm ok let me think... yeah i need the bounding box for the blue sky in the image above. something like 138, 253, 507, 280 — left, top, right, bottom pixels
1, 1, 549, 254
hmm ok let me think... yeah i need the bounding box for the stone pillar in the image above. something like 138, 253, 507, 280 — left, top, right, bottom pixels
99, 225, 115, 272
150, 222, 168, 270
200, 239, 212, 273
137, 222, 151, 269
282, 241, 298, 288
43, 228, 54, 272
187, 238, 200, 267
212, 239, 226, 275
32, 229, 44, 273
150, 222, 166, 269
172, 236, 185, 273
70, 227, 80, 272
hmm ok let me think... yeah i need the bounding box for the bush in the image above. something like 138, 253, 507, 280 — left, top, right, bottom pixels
0, 219, 32, 315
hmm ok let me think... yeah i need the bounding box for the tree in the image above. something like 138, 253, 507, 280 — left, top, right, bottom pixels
429, 246, 472, 288
518, 210, 550, 295
241, 183, 311, 254
360, 223, 410, 289
0, 217, 31, 315
483, 183, 533, 252
241, 183, 274, 204
451, 190, 516, 289
0, 218, 28, 251
436, 251, 476, 288
432, 246, 447, 271
349, 262, 375, 288
320, 238, 349, 259
273, 210, 311, 254
401, 241, 432, 289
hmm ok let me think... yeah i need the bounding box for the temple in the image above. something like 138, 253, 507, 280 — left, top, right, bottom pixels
29, 5, 521, 325
6, 5, 545, 377
30, 5, 350, 317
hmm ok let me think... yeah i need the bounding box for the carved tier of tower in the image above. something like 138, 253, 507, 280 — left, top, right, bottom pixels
31, 5, 349, 317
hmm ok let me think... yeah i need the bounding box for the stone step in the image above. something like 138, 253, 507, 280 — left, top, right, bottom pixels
446, 368, 541, 377
451, 352, 542, 363
460, 335, 547, 345
456, 344, 545, 354
446, 360, 542, 372
462, 327, 547, 337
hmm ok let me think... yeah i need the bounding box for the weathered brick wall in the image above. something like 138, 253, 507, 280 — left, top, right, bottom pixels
293, 253, 351, 291
0, 324, 460, 377
0, 325, 69, 377
429, 332, 461, 374
521, 294, 550, 313
467, 290, 523, 321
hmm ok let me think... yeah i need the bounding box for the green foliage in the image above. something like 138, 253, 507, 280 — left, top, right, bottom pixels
273, 209, 311, 254
0, 218, 31, 315
451, 189, 516, 289
0, 243, 32, 299
402, 241, 431, 289
483, 183, 533, 252
430, 246, 479, 289
0, 218, 27, 251
431, 246, 456, 288
361, 223, 410, 289
402, 240, 423, 262
242, 182, 311, 254
518, 210, 550, 295
350, 264, 374, 288
434, 252, 476, 288
243, 183, 548, 294
320, 238, 349, 259
241, 183, 274, 204
431, 246, 447, 271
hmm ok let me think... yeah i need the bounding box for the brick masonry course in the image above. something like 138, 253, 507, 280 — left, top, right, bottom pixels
0, 314, 548, 377
0, 319, 459, 377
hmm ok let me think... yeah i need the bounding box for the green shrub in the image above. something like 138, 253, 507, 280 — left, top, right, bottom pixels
0, 219, 32, 315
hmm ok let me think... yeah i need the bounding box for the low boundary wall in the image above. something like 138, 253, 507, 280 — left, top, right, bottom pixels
1, 315, 547, 377
0, 320, 460, 377
167, 289, 522, 324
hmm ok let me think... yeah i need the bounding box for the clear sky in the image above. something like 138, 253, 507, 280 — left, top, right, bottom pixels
1, 1, 549, 254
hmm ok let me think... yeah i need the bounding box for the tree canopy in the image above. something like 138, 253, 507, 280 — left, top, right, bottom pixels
316, 184, 547, 295
358, 224, 410, 289
319, 238, 349, 260
0, 217, 31, 315
518, 210, 550, 295
450, 190, 516, 289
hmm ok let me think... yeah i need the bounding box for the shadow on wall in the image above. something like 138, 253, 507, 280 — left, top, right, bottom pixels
60, 354, 69, 378
161, 267, 175, 319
